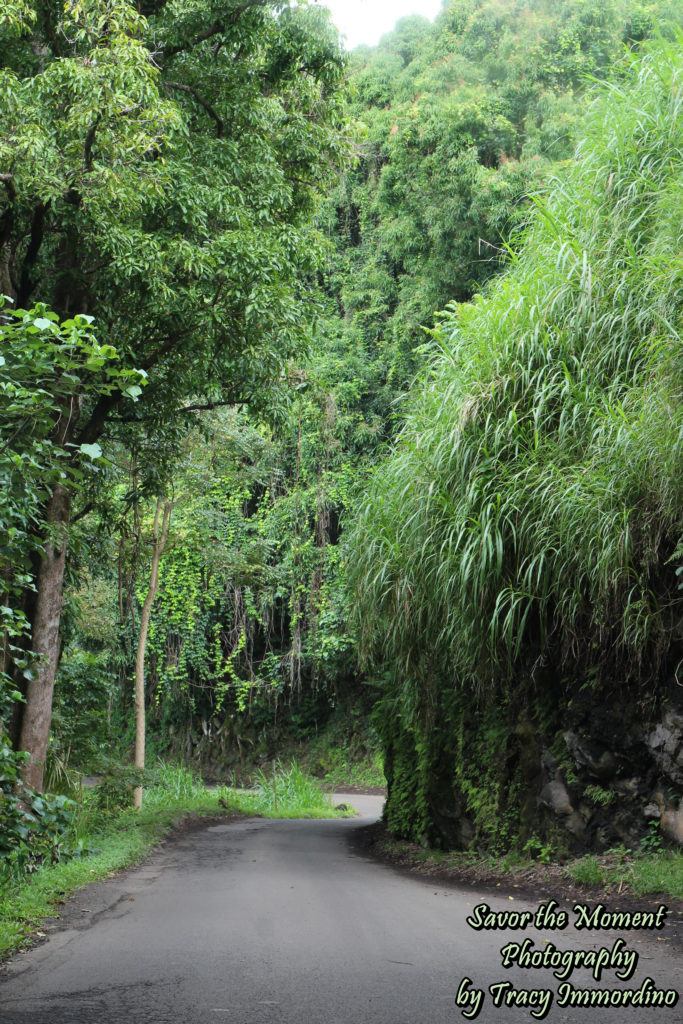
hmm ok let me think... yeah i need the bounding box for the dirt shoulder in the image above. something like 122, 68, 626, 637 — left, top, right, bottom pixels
330, 784, 387, 796
351, 821, 683, 953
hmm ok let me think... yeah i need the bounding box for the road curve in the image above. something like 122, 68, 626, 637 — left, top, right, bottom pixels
1, 796, 680, 1024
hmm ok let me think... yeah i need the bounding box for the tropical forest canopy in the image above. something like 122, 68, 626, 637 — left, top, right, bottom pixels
1, 1, 681, 857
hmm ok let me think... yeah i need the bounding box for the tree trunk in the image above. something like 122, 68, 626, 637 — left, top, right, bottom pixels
19, 484, 72, 791
133, 500, 171, 810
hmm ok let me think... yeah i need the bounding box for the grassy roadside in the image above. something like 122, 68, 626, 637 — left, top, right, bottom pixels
218, 762, 357, 819
566, 849, 683, 899
368, 829, 683, 902
0, 762, 352, 961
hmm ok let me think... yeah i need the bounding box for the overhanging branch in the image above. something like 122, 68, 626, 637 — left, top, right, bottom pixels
84, 115, 101, 172
165, 81, 224, 137
0, 173, 16, 202
161, 1, 270, 61
17, 201, 49, 308
180, 397, 244, 412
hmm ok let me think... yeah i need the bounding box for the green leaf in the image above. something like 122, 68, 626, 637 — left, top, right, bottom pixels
79, 443, 103, 460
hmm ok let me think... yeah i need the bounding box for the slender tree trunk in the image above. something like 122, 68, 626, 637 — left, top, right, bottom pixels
19, 484, 72, 791
133, 500, 171, 810
0, 565, 9, 689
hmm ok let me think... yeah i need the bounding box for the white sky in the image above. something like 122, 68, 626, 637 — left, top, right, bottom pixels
315, 1, 445, 50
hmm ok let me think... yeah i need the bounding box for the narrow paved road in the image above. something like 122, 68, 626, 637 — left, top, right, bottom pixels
1, 796, 680, 1023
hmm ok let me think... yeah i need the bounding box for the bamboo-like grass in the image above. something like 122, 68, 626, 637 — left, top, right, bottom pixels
348, 38, 682, 699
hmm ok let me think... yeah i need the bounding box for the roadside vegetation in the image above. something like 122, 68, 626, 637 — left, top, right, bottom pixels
373, 833, 683, 903
233, 708, 386, 791
349, 33, 683, 853
218, 761, 354, 818
1, 0, 682, 911
0, 762, 351, 959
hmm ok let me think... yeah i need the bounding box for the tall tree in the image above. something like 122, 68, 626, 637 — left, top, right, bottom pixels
0, 0, 349, 789
0, 303, 145, 785
133, 498, 171, 810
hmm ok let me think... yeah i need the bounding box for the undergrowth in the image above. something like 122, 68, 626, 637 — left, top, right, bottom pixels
218, 761, 353, 818
566, 849, 683, 899
377, 834, 683, 902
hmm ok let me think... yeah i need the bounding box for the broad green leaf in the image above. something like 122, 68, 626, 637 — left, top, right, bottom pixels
79, 443, 103, 460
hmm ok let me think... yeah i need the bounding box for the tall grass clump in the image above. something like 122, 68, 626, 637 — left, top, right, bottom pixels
218, 762, 344, 818
144, 761, 207, 806
347, 38, 682, 847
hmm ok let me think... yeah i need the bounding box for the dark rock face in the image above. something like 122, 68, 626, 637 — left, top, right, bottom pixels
380, 678, 683, 855
647, 710, 683, 787
535, 693, 683, 851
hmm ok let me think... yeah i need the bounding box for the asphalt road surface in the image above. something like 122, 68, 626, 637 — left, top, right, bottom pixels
1, 795, 680, 1024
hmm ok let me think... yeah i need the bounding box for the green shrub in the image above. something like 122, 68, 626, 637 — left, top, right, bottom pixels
1, 741, 84, 887
0, 778, 81, 889
145, 761, 207, 805
92, 765, 146, 813
566, 855, 606, 887
218, 761, 340, 818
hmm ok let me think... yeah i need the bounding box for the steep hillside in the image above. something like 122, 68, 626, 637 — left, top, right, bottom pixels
349, 36, 683, 854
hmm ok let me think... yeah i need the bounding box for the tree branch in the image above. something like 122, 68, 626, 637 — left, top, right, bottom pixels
75, 281, 228, 446
17, 201, 49, 307
63, 114, 104, 208
74, 321, 201, 446
84, 115, 101, 172
75, 391, 123, 448
0, 175, 16, 255
70, 501, 95, 524
138, 323, 199, 372
161, 1, 270, 61
0, 173, 16, 202
162, 18, 221, 60
0, 419, 31, 456
165, 81, 224, 137
286, 174, 315, 188
105, 395, 246, 424
180, 398, 244, 413
137, 283, 225, 370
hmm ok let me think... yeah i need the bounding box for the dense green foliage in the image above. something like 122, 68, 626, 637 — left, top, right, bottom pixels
3, 0, 682, 876
0, 304, 145, 795
324, 0, 679, 396
0, 0, 350, 545
0, 738, 81, 887
349, 37, 683, 849
64, 0, 678, 769
0, 306, 143, 639
0, 0, 350, 791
